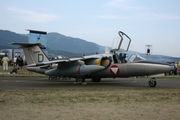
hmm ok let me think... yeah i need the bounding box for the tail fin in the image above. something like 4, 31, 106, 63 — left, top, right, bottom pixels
11, 42, 49, 64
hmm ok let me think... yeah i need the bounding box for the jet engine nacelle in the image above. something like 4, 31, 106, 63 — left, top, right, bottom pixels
85, 57, 112, 69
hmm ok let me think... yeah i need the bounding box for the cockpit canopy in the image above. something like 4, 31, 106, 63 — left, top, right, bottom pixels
111, 31, 131, 53
128, 53, 146, 62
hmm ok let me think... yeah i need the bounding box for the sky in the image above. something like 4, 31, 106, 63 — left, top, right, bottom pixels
0, 0, 180, 57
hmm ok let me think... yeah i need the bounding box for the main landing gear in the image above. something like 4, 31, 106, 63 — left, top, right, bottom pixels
75, 77, 87, 85
148, 78, 157, 87
75, 77, 101, 84
76, 77, 85, 83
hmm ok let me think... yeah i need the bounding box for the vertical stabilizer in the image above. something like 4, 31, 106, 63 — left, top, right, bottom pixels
11, 42, 49, 64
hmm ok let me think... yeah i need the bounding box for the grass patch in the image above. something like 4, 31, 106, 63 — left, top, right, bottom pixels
0, 66, 46, 77
0, 88, 180, 120
0, 88, 180, 104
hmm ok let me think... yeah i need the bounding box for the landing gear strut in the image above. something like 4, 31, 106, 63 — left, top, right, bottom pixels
148, 78, 157, 87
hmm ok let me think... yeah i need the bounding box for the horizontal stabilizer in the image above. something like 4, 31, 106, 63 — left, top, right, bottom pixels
11, 42, 45, 48
11, 42, 49, 64
11, 42, 41, 46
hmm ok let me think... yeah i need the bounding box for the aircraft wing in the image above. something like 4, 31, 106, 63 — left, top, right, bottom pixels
49, 55, 101, 64
83, 55, 101, 59
37, 56, 101, 65
37, 57, 85, 65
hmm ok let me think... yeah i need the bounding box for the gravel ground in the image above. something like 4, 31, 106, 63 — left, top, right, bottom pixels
0, 89, 180, 120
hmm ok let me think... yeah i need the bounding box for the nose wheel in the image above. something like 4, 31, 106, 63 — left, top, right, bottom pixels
148, 78, 157, 87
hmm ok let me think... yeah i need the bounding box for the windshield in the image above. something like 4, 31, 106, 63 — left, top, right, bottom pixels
128, 54, 146, 62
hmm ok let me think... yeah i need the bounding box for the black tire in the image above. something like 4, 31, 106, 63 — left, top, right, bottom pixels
148, 78, 157, 87
76, 77, 85, 82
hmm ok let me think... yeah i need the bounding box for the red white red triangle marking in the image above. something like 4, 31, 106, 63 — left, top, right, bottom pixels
111, 68, 119, 74
110, 65, 120, 75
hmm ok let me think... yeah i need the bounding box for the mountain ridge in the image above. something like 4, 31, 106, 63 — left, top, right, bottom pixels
0, 29, 103, 56
0, 29, 179, 62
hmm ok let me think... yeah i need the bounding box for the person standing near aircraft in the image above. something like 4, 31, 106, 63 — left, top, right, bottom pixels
2, 54, 9, 74
18, 56, 24, 74
16, 55, 20, 67
178, 61, 180, 75
13, 56, 17, 67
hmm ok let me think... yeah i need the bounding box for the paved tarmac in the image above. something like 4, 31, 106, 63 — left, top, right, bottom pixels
0, 77, 180, 89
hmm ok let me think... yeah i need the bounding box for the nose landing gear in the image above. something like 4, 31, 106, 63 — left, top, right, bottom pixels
148, 78, 157, 87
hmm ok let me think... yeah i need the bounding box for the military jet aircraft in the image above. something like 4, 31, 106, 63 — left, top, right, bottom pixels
11, 31, 174, 87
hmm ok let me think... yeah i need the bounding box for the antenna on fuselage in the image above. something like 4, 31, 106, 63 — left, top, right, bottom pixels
145, 45, 152, 55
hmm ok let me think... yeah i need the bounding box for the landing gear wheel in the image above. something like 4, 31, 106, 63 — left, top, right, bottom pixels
76, 77, 85, 83
92, 78, 101, 82
148, 78, 157, 87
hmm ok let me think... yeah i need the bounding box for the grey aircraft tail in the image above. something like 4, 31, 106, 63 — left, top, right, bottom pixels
11, 42, 49, 65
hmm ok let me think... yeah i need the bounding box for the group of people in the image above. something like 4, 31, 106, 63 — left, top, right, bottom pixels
1, 54, 25, 74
